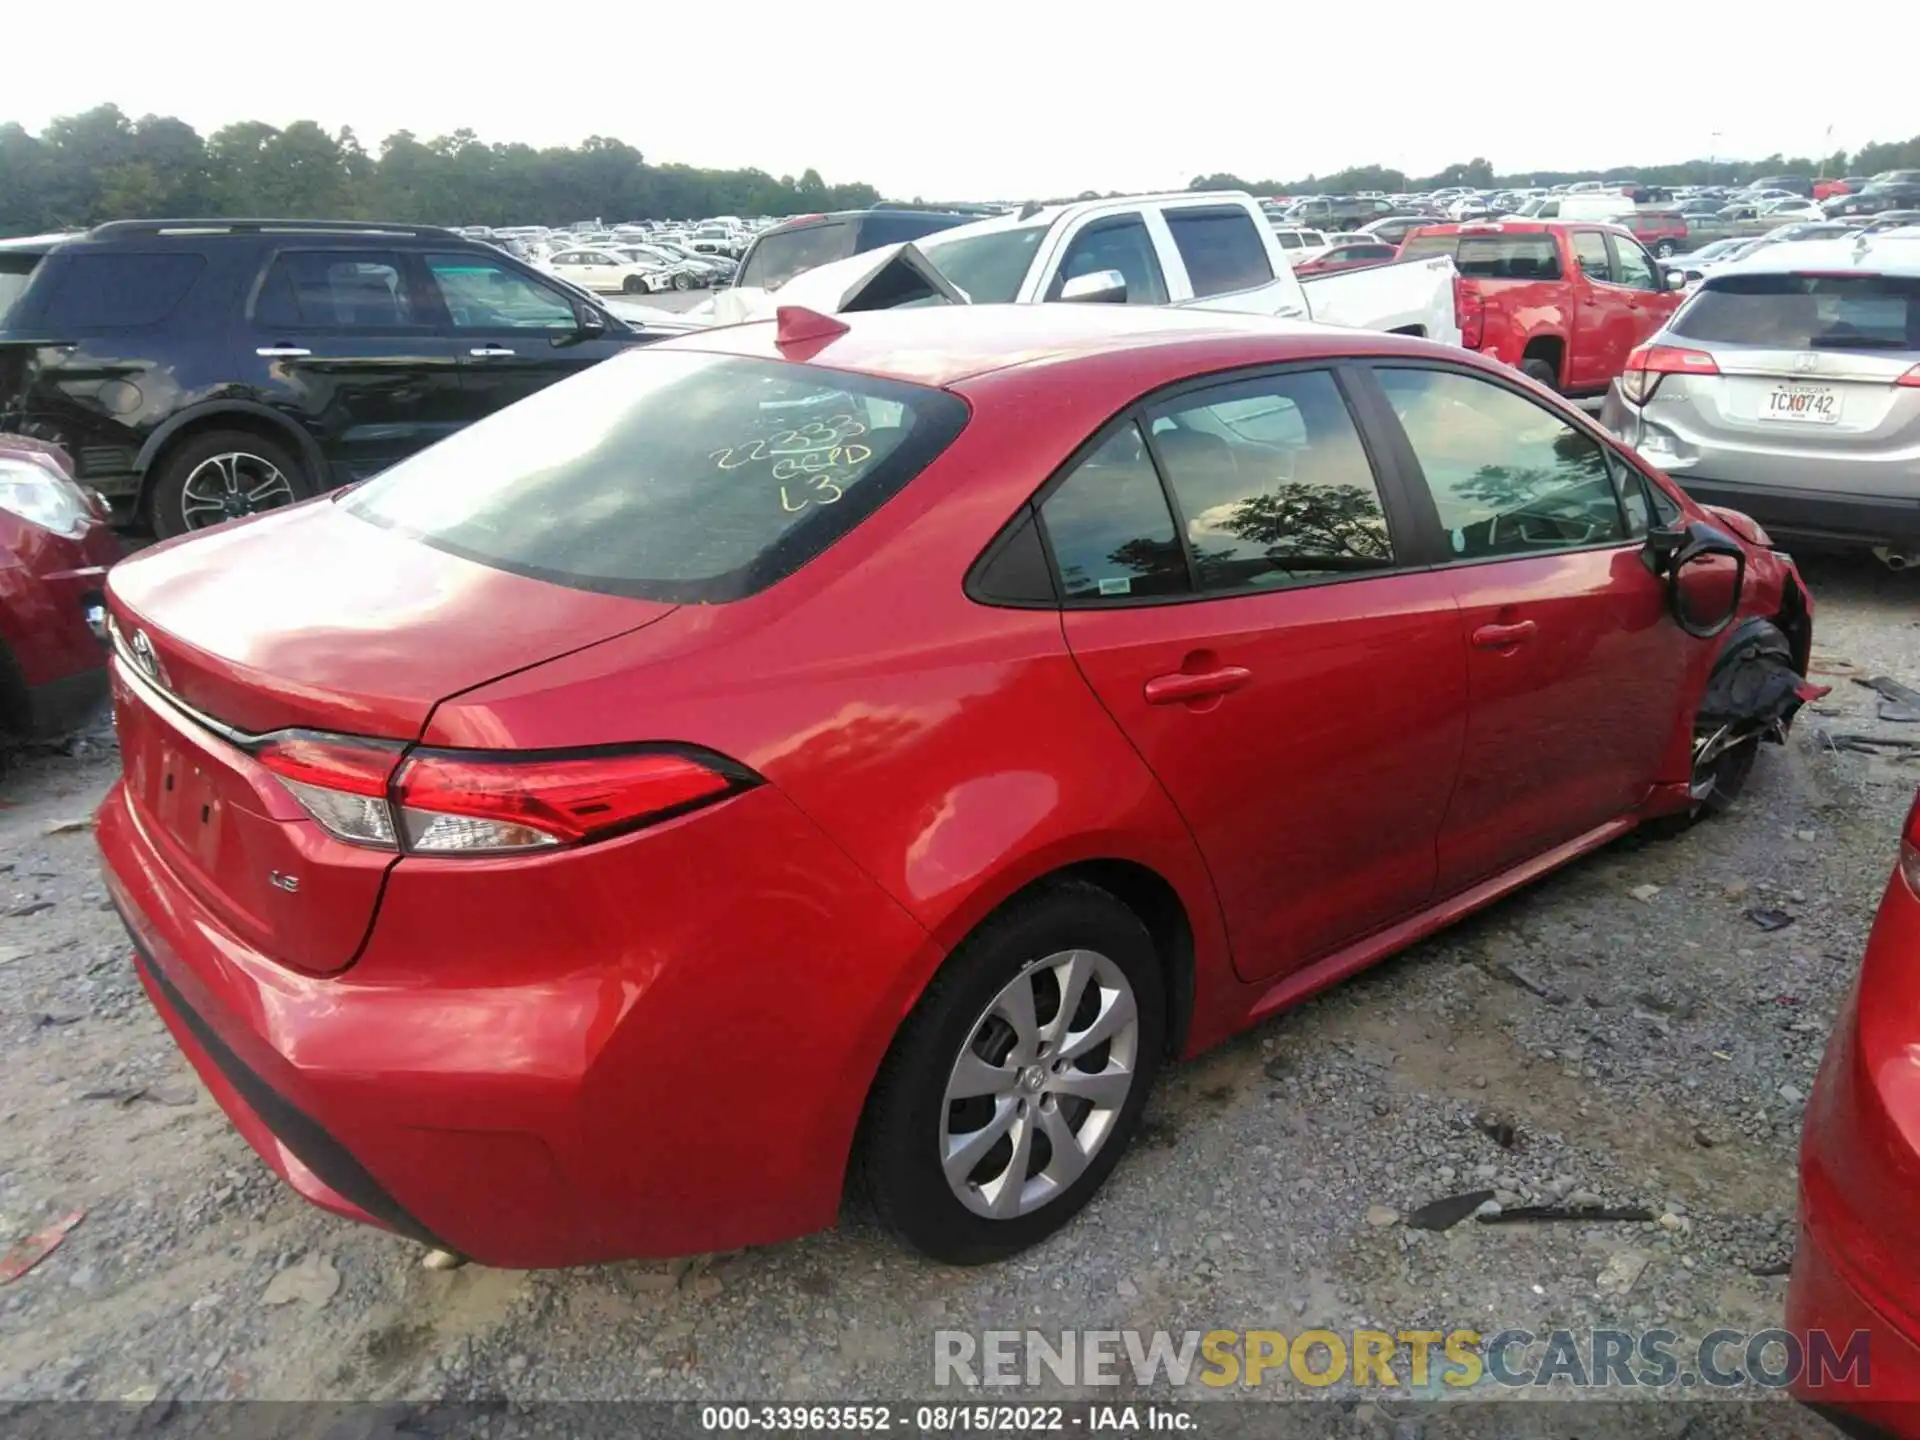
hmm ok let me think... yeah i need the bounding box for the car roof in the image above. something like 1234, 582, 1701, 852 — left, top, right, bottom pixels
660, 304, 1450, 390
1717, 233, 1920, 278
1408, 220, 1625, 237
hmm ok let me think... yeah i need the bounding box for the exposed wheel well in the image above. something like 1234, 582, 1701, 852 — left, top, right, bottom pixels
139, 414, 311, 520
1774, 572, 1813, 678
1521, 335, 1565, 383
989, 860, 1196, 1059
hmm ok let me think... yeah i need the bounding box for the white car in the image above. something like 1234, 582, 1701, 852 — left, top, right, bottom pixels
543, 246, 675, 295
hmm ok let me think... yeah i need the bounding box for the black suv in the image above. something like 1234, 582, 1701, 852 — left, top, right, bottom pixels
734, 208, 983, 291
0, 219, 664, 536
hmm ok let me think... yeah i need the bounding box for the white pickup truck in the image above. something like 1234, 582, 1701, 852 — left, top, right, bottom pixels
698, 192, 1462, 345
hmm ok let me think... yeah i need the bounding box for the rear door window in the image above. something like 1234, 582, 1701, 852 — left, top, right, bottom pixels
1672, 272, 1920, 349
1163, 206, 1274, 296
37, 252, 205, 329
1039, 423, 1190, 601
737, 221, 854, 289
345, 351, 968, 603
1147, 370, 1396, 592
254, 252, 419, 330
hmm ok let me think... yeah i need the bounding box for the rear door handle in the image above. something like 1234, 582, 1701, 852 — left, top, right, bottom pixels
1143, 666, 1253, 705
468, 346, 517, 358
255, 346, 311, 358
1471, 620, 1539, 650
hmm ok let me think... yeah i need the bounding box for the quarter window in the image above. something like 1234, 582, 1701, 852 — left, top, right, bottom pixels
1148, 370, 1395, 591
1374, 367, 1626, 559
1039, 423, 1190, 601
1046, 215, 1169, 305
38, 252, 206, 329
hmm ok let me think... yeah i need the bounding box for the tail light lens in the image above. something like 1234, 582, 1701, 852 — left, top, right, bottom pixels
1896, 364, 1920, 388
256, 734, 755, 856
1620, 344, 1720, 404
1453, 275, 1485, 348
1901, 789, 1920, 898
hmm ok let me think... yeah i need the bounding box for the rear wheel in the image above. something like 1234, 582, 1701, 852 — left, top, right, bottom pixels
1520, 357, 1559, 391
856, 882, 1163, 1263
148, 429, 311, 539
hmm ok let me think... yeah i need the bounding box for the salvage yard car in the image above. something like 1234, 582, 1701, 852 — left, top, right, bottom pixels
708, 192, 1464, 344
0, 219, 670, 538
0, 435, 118, 750
1600, 232, 1920, 567
1402, 220, 1687, 396
96, 304, 1820, 1268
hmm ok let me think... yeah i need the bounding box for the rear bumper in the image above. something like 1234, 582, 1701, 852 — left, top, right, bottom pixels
1659, 475, 1920, 549
96, 774, 940, 1267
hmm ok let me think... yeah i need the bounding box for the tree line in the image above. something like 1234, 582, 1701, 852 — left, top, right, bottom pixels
0, 105, 883, 235
1189, 132, 1920, 197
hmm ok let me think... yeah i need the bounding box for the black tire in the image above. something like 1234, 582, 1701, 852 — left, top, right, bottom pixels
1519, 357, 1559, 391
622, 274, 650, 295
856, 881, 1164, 1264
1654, 240, 1678, 259
147, 429, 312, 540
673, 272, 695, 291
1650, 621, 1792, 834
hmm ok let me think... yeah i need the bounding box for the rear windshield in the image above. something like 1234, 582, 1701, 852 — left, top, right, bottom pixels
1399, 234, 1563, 280
35, 252, 206, 328
344, 350, 969, 603
737, 221, 853, 290
1673, 272, 1920, 350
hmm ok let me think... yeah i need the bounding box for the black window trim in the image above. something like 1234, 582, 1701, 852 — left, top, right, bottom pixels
966, 358, 1435, 612
1348, 357, 1647, 571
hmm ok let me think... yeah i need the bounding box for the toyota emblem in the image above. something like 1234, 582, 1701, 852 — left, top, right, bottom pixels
129, 629, 166, 687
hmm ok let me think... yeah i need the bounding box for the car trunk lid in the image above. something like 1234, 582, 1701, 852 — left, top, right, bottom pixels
107, 498, 675, 973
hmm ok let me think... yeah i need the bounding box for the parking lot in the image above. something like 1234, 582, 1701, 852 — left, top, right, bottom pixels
0, 552, 1910, 1427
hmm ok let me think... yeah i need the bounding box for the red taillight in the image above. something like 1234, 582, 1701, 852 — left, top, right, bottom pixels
1896, 364, 1920, 388
254, 734, 754, 855
394, 747, 744, 853
1620, 344, 1720, 404
1453, 275, 1485, 348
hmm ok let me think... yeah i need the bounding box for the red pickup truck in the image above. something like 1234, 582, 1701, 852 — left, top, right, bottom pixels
1400, 221, 1686, 396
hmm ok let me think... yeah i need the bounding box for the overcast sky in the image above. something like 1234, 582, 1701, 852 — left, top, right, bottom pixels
11, 3, 1916, 199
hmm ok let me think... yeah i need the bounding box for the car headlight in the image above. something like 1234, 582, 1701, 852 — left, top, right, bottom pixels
0, 455, 94, 538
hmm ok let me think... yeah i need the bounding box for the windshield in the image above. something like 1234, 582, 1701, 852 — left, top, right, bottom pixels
346, 350, 969, 603
919, 224, 1049, 303
1674, 272, 1920, 351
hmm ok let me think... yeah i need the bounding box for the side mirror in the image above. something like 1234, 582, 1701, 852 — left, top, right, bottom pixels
554, 301, 609, 348
1665, 269, 1688, 290
1645, 520, 1747, 638
1058, 269, 1128, 304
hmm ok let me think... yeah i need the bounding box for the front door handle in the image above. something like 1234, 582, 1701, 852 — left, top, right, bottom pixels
1144, 666, 1253, 706
468, 346, 517, 358
1471, 620, 1539, 650
255, 346, 312, 358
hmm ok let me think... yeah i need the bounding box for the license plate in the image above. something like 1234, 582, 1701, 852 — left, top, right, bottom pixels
1759, 384, 1841, 424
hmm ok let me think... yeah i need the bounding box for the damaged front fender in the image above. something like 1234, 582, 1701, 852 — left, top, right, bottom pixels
1697, 617, 1829, 750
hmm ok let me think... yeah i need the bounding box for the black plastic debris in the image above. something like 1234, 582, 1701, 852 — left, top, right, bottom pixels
1474, 1112, 1521, 1149
1745, 906, 1796, 932
1405, 1190, 1497, 1232
1855, 675, 1920, 724
1480, 1205, 1655, 1224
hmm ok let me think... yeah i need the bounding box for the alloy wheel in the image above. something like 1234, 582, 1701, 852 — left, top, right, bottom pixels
939, 949, 1140, 1220
179, 452, 298, 530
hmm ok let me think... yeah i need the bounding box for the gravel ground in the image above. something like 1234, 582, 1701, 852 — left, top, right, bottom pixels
1, 555, 1914, 1436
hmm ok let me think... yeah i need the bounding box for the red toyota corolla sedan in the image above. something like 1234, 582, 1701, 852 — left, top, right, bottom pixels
1791, 786, 1920, 1434
96, 304, 1821, 1267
